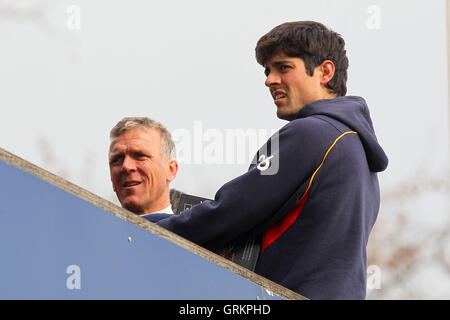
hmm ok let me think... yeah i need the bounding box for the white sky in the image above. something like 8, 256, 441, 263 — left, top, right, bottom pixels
0, 0, 448, 206
0, 0, 449, 299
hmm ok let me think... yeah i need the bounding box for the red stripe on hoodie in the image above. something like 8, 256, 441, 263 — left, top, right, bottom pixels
261, 191, 309, 253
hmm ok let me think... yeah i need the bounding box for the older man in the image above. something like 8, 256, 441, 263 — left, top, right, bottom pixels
109, 117, 178, 219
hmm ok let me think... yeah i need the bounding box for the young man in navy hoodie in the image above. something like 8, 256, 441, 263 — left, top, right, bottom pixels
157, 21, 388, 299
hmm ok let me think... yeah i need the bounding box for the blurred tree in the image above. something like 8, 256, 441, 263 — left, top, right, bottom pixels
367, 171, 450, 299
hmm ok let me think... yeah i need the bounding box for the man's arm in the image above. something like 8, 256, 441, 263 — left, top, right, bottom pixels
157, 118, 329, 249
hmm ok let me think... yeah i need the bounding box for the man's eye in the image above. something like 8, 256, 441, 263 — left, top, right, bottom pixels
135, 153, 148, 160
110, 156, 122, 165
280, 65, 291, 71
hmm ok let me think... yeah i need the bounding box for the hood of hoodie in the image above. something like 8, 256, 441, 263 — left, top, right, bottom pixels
296, 96, 388, 172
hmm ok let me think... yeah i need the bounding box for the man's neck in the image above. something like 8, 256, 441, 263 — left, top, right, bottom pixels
139, 204, 173, 216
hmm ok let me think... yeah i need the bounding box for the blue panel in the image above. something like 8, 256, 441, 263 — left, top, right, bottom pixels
0, 159, 283, 299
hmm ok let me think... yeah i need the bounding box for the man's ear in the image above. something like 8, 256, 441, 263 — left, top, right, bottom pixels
319, 60, 335, 86
166, 159, 179, 183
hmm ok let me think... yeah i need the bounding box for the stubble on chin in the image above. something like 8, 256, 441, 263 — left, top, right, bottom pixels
121, 197, 145, 215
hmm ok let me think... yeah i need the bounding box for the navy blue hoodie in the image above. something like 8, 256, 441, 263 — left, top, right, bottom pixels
158, 96, 388, 299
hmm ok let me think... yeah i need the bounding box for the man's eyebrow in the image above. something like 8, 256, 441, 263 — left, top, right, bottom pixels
109, 152, 122, 160
109, 148, 124, 157
271, 60, 293, 66
264, 60, 294, 75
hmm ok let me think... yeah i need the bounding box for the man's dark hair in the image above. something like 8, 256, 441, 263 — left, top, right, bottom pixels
255, 21, 348, 96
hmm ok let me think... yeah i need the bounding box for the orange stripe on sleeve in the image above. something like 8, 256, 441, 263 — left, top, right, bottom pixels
261, 131, 358, 253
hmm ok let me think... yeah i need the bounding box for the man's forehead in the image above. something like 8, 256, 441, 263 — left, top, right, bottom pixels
265, 51, 300, 64
109, 127, 160, 152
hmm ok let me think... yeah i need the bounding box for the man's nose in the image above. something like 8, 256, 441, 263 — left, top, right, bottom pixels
121, 155, 136, 171
265, 71, 281, 88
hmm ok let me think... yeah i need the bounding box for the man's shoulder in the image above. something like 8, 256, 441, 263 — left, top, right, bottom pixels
141, 213, 172, 223
280, 115, 341, 142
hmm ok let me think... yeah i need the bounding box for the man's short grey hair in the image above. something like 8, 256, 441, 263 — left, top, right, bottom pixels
110, 117, 176, 161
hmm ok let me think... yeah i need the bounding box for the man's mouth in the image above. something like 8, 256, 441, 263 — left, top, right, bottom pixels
123, 181, 141, 188
272, 91, 287, 102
